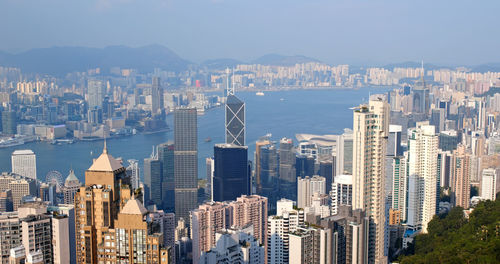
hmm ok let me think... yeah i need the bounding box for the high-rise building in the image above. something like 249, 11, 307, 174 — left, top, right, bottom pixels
1, 111, 16, 135
256, 141, 279, 211
0, 173, 37, 210
21, 214, 53, 263
319, 160, 334, 194
174, 108, 198, 222
0, 190, 13, 212
255, 137, 271, 195
0, 212, 21, 263
151, 77, 164, 115
11, 150, 36, 180
213, 144, 250, 202
62, 169, 81, 205
288, 225, 331, 264
158, 143, 175, 212
267, 199, 305, 264
297, 176, 326, 209
75, 144, 132, 263
126, 159, 140, 190
229, 195, 268, 248
406, 124, 438, 233
481, 168, 498, 200
50, 204, 76, 264
225, 94, 245, 146
87, 79, 105, 109
206, 157, 214, 201
52, 215, 70, 264
390, 156, 407, 222
451, 145, 471, 208
352, 97, 389, 263
279, 138, 296, 200
331, 174, 353, 215
144, 156, 162, 208
387, 125, 403, 156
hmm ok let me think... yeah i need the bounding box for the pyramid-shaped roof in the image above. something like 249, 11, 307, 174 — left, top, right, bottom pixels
65, 169, 79, 183
121, 197, 148, 215
88, 143, 123, 172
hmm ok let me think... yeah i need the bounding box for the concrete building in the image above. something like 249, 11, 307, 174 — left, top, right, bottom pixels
352, 97, 389, 263
87, 79, 105, 109
62, 169, 81, 205
331, 174, 353, 215
11, 150, 36, 180
21, 214, 53, 263
126, 159, 140, 191
481, 168, 498, 200
230, 195, 268, 248
0, 190, 13, 212
0, 173, 37, 210
289, 225, 331, 264
451, 145, 471, 208
407, 124, 439, 233
157, 142, 175, 212
174, 108, 198, 222
0, 212, 21, 264
297, 175, 326, 209
52, 215, 70, 264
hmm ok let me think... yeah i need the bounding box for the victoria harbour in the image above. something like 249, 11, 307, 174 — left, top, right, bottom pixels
0, 87, 390, 182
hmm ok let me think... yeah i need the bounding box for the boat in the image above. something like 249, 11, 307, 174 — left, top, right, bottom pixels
256, 91, 265, 96
205, 137, 212, 142
0, 137, 25, 148
280, 98, 285, 101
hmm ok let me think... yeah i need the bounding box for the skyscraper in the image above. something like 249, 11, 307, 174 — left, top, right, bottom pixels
279, 137, 296, 200
213, 144, 250, 202
331, 174, 353, 215
144, 156, 163, 208
158, 142, 175, 212
151, 77, 164, 115
352, 97, 389, 263
62, 169, 81, 205
481, 168, 498, 201
87, 79, 105, 109
174, 108, 198, 222
451, 145, 471, 208
126, 159, 140, 190
225, 94, 245, 146
11, 150, 37, 180
1, 111, 16, 135
407, 124, 438, 233
297, 175, 326, 209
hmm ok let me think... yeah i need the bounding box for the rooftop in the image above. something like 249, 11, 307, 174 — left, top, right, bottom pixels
88, 143, 123, 172
121, 197, 148, 215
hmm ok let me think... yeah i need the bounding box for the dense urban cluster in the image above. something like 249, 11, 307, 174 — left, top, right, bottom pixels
0, 62, 499, 264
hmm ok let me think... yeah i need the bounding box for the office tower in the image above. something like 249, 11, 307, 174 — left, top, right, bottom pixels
144, 155, 163, 207
437, 150, 453, 188
336, 130, 354, 176
149, 211, 176, 252
75, 144, 132, 263
387, 125, 403, 156
230, 195, 268, 247
191, 202, 231, 264
412, 79, 430, 116
267, 201, 305, 264
11, 150, 37, 180
331, 174, 353, 215
199, 227, 265, 264
297, 175, 326, 209
321, 206, 369, 264
439, 130, 460, 152
21, 214, 53, 263
255, 137, 271, 195
1, 111, 16, 135
62, 169, 81, 205
352, 97, 389, 263
87, 108, 103, 124
390, 156, 407, 222
87, 79, 105, 109
206, 157, 214, 201
481, 168, 498, 200
0, 212, 21, 263
319, 160, 333, 193
213, 144, 250, 202
174, 108, 198, 222
406, 124, 438, 233
430, 108, 445, 133
451, 145, 471, 208
0, 173, 37, 210
52, 215, 70, 264
257, 141, 279, 211
158, 143, 175, 212
126, 159, 140, 190
288, 225, 331, 264
151, 77, 164, 115
279, 138, 296, 200
225, 94, 245, 146
0, 190, 13, 212
295, 155, 315, 178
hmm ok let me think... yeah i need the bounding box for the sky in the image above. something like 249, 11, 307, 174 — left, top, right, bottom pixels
0, 0, 499, 66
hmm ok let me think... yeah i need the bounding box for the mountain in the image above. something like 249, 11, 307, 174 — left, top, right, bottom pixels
0, 45, 191, 75
251, 54, 320, 66
201, 58, 244, 70
472, 62, 500, 73
382, 61, 449, 70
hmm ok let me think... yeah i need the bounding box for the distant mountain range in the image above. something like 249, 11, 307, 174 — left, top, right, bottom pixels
0, 45, 499, 75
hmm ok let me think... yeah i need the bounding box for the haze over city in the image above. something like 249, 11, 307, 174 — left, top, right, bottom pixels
1, 0, 500, 65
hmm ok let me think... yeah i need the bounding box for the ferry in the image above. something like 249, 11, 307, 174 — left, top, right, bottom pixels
256, 91, 265, 96
0, 137, 24, 148
205, 137, 212, 142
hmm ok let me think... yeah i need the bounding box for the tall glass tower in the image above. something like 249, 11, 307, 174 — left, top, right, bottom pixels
225, 94, 245, 146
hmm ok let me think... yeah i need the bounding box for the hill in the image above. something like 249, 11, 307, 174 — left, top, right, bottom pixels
251, 54, 320, 66
398, 199, 500, 263
0, 45, 191, 75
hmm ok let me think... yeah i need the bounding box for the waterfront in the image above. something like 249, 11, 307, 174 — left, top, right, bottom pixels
0, 87, 391, 182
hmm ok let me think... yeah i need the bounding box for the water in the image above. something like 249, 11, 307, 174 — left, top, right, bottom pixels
0, 87, 391, 182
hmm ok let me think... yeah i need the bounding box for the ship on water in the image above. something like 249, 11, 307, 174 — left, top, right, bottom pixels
256, 91, 265, 96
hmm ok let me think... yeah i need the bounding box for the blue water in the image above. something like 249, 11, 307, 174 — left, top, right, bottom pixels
0, 88, 391, 182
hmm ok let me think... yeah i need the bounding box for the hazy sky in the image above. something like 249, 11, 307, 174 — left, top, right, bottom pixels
1, 0, 499, 65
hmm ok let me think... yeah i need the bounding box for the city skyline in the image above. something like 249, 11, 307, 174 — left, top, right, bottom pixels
1, 1, 500, 66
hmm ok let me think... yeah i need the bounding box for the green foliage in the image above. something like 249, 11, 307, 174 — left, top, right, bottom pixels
399, 199, 500, 264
